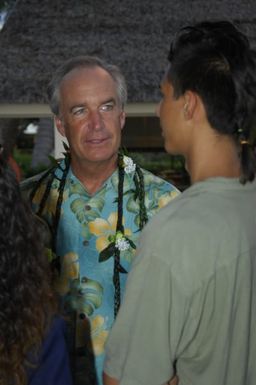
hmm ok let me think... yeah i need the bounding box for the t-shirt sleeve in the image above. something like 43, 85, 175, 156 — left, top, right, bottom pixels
104, 251, 189, 385
28, 317, 73, 385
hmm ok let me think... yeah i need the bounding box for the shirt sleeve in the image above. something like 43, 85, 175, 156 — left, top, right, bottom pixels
28, 317, 73, 385
104, 250, 189, 385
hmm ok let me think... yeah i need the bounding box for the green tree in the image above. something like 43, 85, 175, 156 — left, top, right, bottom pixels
0, 0, 16, 11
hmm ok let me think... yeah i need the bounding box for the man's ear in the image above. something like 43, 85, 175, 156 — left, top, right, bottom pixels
54, 115, 66, 137
120, 110, 126, 130
183, 90, 197, 120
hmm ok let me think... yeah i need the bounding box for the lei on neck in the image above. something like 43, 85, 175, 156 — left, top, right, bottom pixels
99, 153, 148, 316
30, 150, 148, 317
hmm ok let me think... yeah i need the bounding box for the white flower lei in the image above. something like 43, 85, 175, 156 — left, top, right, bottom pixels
123, 155, 136, 174
115, 231, 130, 251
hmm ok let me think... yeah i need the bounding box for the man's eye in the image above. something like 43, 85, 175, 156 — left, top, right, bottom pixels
100, 103, 114, 112
73, 107, 86, 116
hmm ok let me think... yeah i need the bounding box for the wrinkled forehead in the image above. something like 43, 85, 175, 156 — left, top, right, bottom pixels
59, 66, 120, 103
56, 66, 122, 114
61, 65, 114, 88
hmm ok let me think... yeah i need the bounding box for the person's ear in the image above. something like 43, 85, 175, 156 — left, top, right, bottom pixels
120, 110, 126, 130
55, 115, 66, 137
183, 91, 197, 120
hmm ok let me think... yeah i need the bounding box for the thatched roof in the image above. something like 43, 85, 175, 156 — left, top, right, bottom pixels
0, 0, 255, 104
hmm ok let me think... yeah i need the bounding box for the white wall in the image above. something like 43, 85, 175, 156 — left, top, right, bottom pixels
54, 124, 68, 159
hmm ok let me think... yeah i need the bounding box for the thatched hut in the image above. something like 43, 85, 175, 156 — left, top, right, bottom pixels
0, 0, 255, 153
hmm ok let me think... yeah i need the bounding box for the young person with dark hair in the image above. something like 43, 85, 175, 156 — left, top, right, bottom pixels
0, 150, 72, 385
104, 21, 256, 385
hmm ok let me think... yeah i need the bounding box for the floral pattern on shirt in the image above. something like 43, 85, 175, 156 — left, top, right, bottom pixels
28, 157, 179, 385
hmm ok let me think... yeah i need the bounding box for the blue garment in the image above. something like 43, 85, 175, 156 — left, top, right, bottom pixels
28, 157, 179, 385
28, 317, 73, 385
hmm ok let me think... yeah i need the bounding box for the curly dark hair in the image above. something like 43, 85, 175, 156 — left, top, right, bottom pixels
0, 155, 56, 385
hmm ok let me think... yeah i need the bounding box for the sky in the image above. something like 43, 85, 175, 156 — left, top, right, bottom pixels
0, 10, 7, 30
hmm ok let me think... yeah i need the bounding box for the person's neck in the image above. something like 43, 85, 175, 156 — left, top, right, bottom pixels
71, 156, 118, 195
186, 131, 241, 184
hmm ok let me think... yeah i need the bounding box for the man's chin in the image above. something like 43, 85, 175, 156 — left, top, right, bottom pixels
83, 152, 118, 165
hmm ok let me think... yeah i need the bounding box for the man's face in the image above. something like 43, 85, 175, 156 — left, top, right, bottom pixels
157, 76, 187, 155
55, 66, 125, 167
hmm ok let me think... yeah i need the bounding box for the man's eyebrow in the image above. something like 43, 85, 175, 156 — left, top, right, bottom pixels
70, 104, 85, 113
69, 98, 117, 113
101, 98, 116, 105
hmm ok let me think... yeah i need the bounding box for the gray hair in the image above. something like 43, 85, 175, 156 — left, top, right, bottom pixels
47, 55, 128, 115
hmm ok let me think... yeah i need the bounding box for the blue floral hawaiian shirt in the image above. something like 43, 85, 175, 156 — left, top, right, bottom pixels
29, 156, 179, 385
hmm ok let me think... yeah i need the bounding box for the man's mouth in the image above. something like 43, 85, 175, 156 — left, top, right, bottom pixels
86, 138, 109, 144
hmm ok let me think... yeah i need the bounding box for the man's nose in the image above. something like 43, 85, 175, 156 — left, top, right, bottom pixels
88, 110, 103, 130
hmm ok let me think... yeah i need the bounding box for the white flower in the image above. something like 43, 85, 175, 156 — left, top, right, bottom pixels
115, 237, 130, 251
123, 156, 136, 174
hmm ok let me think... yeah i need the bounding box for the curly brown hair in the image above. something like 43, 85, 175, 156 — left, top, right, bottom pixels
0, 155, 56, 385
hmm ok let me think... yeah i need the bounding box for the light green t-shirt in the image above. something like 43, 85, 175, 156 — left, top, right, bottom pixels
104, 178, 256, 385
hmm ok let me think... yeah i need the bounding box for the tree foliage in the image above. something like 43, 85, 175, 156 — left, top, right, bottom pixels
0, 0, 16, 11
